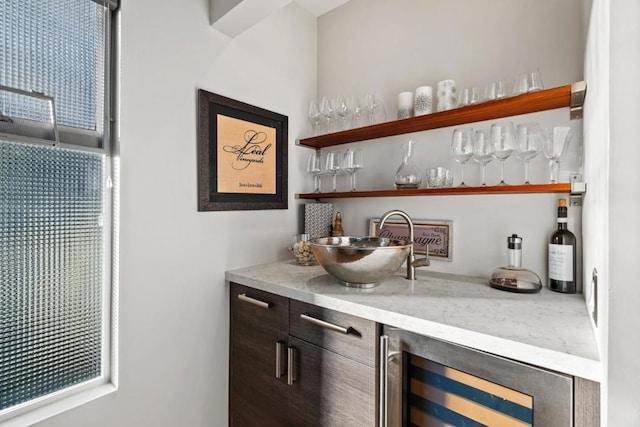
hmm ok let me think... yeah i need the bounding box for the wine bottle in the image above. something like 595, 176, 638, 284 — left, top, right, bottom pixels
548, 198, 577, 293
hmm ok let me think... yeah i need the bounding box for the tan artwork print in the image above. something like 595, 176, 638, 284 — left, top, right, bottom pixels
217, 114, 277, 194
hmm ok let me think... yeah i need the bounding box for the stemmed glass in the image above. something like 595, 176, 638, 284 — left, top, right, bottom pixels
450, 127, 475, 187
320, 96, 335, 133
515, 122, 541, 184
334, 96, 349, 131
364, 93, 386, 125
324, 151, 341, 192
472, 130, 494, 186
347, 96, 362, 129
306, 151, 322, 193
490, 121, 516, 186
308, 100, 322, 136
541, 126, 573, 183
342, 149, 364, 191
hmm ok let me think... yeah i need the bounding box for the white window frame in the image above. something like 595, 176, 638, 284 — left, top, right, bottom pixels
0, 1, 119, 424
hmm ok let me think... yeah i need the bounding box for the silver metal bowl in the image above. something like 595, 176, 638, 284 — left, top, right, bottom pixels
309, 236, 412, 288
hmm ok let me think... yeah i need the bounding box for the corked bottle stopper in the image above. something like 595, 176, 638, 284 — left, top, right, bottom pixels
331, 212, 344, 237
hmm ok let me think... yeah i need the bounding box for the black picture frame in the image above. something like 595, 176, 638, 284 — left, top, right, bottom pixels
197, 90, 288, 211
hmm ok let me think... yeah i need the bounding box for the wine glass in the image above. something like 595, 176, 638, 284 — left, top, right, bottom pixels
342, 149, 364, 191
490, 121, 516, 186
347, 96, 362, 129
334, 96, 349, 131
306, 151, 322, 193
450, 127, 475, 187
472, 129, 494, 186
364, 93, 386, 125
320, 96, 335, 133
324, 151, 341, 192
515, 122, 541, 184
541, 126, 573, 183
308, 100, 322, 136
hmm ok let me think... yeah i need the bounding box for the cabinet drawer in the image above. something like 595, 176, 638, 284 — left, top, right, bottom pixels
289, 300, 377, 367
231, 283, 289, 333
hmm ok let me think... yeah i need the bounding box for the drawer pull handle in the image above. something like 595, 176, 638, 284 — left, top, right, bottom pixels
237, 293, 272, 309
379, 335, 389, 427
300, 313, 350, 334
287, 346, 296, 385
276, 341, 286, 379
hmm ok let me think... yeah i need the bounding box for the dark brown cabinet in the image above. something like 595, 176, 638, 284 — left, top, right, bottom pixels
229, 283, 289, 427
229, 283, 378, 426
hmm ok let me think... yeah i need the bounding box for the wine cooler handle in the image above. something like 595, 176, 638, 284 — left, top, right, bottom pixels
237, 293, 272, 309
300, 313, 350, 334
287, 346, 296, 385
275, 341, 286, 379
379, 335, 389, 427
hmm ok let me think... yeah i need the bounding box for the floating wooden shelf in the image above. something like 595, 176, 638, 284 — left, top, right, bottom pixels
297, 183, 575, 199
298, 82, 585, 149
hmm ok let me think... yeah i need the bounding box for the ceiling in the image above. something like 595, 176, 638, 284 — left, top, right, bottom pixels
211, 0, 351, 37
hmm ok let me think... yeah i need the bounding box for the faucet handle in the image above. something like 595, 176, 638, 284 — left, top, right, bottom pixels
411, 244, 430, 268
412, 256, 430, 268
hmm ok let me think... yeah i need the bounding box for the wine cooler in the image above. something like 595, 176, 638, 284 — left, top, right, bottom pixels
380, 327, 574, 426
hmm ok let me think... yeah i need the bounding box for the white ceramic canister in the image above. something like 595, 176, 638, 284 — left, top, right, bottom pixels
414, 86, 433, 116
397, 91, 414, 119
436, 79, 457, 112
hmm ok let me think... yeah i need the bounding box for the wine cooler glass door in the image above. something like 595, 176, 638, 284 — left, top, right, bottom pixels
381, 327, 573, 427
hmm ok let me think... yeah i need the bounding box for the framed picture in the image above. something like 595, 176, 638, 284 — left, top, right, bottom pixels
197, 90, 288, 211
369, 218, 453, 261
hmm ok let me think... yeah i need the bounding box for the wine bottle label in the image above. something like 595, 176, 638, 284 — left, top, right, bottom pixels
548, 244, 574, 281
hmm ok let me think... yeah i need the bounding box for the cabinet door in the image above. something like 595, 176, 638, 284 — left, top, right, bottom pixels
288, 336, 377, 427
229, 283, 289, 427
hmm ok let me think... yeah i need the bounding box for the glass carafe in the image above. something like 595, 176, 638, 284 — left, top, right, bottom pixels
489, 234, 542, 293
395, 140, 421, 189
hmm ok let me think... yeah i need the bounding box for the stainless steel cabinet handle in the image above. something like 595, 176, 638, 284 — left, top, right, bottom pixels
379, 335, 389, 427
275, 341, 286, 379
287, 346, 296, 386
300, 313, 350, 334
237, 293, 272, 309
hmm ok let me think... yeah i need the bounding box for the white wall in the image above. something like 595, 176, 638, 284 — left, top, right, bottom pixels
34, 1, 316, 426
315, 0, 588, 282
582, 0, 609, 419
607, 0, 640, 424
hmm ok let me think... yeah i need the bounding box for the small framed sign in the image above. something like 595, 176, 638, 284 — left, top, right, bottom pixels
197, 90, 288, 211
369, 218, 453, 261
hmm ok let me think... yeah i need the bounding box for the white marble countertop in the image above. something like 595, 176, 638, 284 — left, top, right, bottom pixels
226, 261, 601, 382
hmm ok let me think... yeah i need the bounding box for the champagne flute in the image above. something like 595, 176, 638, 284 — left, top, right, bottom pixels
472, 129, 494, 186
450, 127, 475, 187
306, 151, 322, 192
490, 121, 516, 186
324, 151, 341, 192
541, 126, 573, 183
515, 122, 541, 184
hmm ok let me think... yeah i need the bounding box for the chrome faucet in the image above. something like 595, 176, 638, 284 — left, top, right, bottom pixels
378, 209, 430, 280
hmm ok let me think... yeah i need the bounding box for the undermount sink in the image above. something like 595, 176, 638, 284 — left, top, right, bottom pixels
308, 236, 412, 288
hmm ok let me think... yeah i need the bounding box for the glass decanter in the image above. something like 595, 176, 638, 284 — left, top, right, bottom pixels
489, 234, 542, 293
395, 140, 421, 189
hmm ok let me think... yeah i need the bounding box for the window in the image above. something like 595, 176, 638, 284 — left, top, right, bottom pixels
0, 0, 117, 421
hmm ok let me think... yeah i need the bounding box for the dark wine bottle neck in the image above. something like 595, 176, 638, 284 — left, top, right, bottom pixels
557, 221, 568, 230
